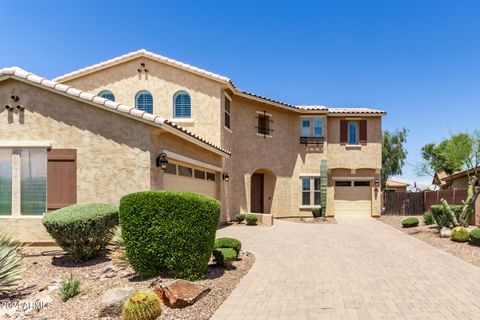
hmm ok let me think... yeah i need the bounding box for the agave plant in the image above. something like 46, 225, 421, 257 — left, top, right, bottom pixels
0, 233, 25, 294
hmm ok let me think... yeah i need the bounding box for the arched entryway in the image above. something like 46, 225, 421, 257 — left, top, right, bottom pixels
250, 169, 276, 214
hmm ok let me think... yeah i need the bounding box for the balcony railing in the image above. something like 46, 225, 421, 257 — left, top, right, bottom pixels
300, 136, 324, 145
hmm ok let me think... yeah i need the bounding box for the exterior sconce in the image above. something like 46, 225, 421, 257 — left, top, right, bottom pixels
156, 153, 168, 170
222, 172, 230, 182
374, 178, 379, 192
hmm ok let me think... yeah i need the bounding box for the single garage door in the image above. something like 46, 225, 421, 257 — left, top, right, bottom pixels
163, 162, 218, 199
334, 180, 372, 216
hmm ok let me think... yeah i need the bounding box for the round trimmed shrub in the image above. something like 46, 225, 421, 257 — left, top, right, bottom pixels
469, 228, 480, 246
119, 191, 220, 280
212, 248, 237, 267
42, 203, 118, 261
235, 213, 246, 223
401, 217, 419, 228
451, 226, 469, 242
214, 237, 242, 257
245, 213, 258, 225
122, 290, 162, 320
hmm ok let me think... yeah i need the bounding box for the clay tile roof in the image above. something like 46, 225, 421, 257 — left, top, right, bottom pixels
327, 108, 387, 115
0, 67, 230, 156
53, 49, 231, 84
386, 179, 410, 187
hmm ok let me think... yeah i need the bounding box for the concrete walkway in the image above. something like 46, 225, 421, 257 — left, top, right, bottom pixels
212, 217, 480, 320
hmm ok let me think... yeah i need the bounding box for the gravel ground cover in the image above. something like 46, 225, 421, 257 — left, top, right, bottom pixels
379, 215, 480, 268
0, 248, 254, 320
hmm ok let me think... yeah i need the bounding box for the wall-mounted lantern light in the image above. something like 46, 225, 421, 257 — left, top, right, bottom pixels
156, 153, 169, 170
222, 172, 230, 182
374, 178, 379, 192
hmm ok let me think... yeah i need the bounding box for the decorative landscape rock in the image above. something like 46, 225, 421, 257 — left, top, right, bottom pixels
99, 287, 135, 317
440, 227, 452, 238
161, 279, 210, 308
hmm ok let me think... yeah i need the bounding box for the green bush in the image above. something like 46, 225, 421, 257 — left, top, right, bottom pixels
245, 213, 258, 225
450, 205, 464, 221
0, 233, 24, 294
43, 204, 118, 261
430, 205, 452, 230
214, 237, 242, 257
119, 191, 220, 280
451, 226, 470, 242
469, 228, 480, 246
59, 275, 80, 302
212, 248, 237, 267
312, 208, 322, 218
423, 212, 434, 225
401, 216, 419, 228
235, 213, 246, 223
123, 290, 162, 320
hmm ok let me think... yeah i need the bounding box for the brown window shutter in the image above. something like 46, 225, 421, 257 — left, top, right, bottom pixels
340, 120, 348, 145
359, 120, 367, 145
47, 149, 77, 211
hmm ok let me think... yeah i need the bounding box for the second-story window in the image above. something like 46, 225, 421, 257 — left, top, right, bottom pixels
173, 91, 191, 118
348, 121, 358, 144
224, 97, 231, 129
256, 111, 273, 137
313, 118, 323, 137
135, 90, 153, 114
300, 117, 323, 137
301, 119, 311, 136
99, 90, 115, 101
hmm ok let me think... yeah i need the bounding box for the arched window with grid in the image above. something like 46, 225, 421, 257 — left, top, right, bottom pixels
173, 91, 191, 118
98, 90, 115, 102
135, 90, 153, 114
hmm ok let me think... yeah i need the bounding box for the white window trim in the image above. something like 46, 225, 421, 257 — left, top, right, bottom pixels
332, 176, 374, 181
224, 94, 232, 131
300, 176, 322, 208
162, 150, 222, 172
256, 133, 273, 138
0, 141, 52, 148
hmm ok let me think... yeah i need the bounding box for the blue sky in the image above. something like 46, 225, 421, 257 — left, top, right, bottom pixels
1, 0, 480, 185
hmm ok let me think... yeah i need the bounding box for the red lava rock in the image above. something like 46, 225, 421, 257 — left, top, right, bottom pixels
163, 279, 210, 308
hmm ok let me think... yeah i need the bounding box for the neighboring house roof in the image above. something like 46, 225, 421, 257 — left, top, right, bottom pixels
0, 67, 231, 157
432, 171, 448, 186
441, 167, 480, 182
386, 179, 410, 188
53, 49, 387, 116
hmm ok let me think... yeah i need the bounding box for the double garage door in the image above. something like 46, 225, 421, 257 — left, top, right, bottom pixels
334, 180, 372, 216
163, 161, 218, 199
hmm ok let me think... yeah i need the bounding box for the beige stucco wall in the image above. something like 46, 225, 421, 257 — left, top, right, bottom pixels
450, 176, 468, 189
0, 79, 224, 242
61, 57, 225, 146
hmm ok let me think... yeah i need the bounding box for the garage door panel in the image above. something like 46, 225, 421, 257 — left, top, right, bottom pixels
163, 174, 217, 199
335, 186, 371, 216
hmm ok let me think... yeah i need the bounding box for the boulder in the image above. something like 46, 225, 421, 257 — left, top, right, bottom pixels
162, 279, 210, 308
99, 287, 135, 317
440, 227, 452, 238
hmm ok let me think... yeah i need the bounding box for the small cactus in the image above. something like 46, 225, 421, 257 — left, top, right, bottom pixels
122, 290, 162, 320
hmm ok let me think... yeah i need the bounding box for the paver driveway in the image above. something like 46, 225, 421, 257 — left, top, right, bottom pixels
212, 217, 480, 320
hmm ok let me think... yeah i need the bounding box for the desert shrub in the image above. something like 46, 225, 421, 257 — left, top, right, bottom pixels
312, 208, 322, 218
401, 217, 419, 228
59, 275, 80, 302
0, 233, 25, 294
43, 203, 118, 261
451, 226, 470, 242
214, 237, 242, 257
119, 191, 220, 280
212, 248, 237, 267
469, 228, 480, 246
123, 290, 162, 320
450, 205, 464, 221
235, 213, 246, 223
423, 212, 434, 225
430, 205, 452, 230
245, 213, 258, 225
109, 226, 129, 267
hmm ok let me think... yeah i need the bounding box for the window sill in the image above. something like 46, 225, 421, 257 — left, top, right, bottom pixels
256, 133, 273, 138
0, 215, 44, 219
299, 205, 321, 210
224, 126, 232, 134
345, 144, 362, 149
168, 118, 195, 125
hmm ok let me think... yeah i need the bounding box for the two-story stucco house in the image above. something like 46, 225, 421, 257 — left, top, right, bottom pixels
0, 49, 385, 242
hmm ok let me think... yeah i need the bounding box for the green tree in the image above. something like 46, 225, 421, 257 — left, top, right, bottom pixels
381, 128, 408, 189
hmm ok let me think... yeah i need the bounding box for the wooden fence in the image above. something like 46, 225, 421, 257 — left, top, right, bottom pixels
383, 188, 469, 216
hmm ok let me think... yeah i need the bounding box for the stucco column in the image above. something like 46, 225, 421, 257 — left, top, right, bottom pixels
11, 150, 20, 216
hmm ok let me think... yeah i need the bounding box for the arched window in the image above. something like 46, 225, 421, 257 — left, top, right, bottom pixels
173, 91, 191, 118
98, 90, 115, 101
135, 90, 153, 114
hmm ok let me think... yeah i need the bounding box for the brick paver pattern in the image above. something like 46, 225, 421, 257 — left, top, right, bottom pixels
212, 217, 480, 320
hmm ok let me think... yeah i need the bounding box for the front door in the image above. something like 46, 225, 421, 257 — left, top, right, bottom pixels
251, 173, 264, 213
